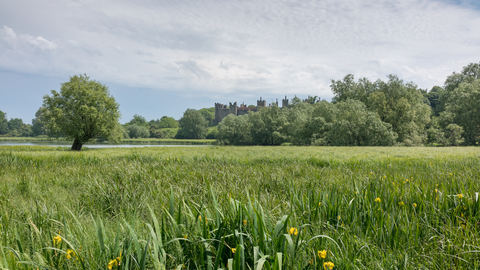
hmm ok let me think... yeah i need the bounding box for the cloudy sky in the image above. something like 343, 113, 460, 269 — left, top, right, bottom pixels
1, 0, 479, 123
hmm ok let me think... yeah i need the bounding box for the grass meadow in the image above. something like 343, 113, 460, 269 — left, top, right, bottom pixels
0, 146, 479, 269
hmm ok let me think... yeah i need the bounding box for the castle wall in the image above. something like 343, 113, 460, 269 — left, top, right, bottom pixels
214, 96, 291, 123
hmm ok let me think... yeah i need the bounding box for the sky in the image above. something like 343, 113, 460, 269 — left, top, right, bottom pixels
1, 0, 480, 123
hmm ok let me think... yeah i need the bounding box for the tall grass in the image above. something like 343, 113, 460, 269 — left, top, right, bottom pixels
0, 146, 479, 269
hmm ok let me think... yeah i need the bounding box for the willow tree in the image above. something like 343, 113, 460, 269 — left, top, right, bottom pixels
42, 74, 122, 151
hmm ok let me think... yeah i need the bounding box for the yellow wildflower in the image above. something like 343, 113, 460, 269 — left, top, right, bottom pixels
177, 159, 180, 161
398, 201, 404, 206
288, 227, 298, 236
375, 197, 381, 203
66, 249, 75, 259
435, 189, 438, 193
319, 202, 322, 206
370, 172, 373, 175
108, 259, 118, 269
318, 250, 327, 259
383, 175, 386, 179
53, 235, 62, 245
449, 173, 452, 176
457, 194, 463, 199
243, 219, 247, 226
406, 179, 409, 182
183, 234, 188, 239
323, 261, 335, 270
413, 203, 417, 207
232, 248, 236, 254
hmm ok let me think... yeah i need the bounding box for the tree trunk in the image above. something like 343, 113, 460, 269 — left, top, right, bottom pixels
71, 139, 83, 151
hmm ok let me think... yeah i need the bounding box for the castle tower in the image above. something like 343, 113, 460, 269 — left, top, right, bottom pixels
257, 97, 266, 107
229, 102, 237, 116
282, 96, 289, 108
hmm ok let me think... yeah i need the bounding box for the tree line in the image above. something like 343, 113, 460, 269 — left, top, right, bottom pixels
208, 62, 479, 146
2, 62, 478, 148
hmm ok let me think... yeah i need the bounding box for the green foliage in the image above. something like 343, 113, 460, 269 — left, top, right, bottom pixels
158, 116, 179, 129
42, 74, 122, 150
249, 106, 287, 145
199, 107, 215, 126
149, 128, 178, 139
7, 118, 23, 132
206, 126, 218, 139
1, 146, 480, 269
126, 124, 150, 138
424, 86, 444, 116
439, 79, 480, 145
31, 107, 48, 136
216, 114, 251, 145
444, 124, 464, 146
331, 74, 376, 104
443, 62, 480, 93
327, 100, 397, 146
127, 114, 149, 128
368, 75, 431, 144
218, 100, 396, 146
0, 110, 7, 134
175, 109, 208, 139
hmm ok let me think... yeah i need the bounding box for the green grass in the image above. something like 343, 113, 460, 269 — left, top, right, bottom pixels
0, 146, 479, 269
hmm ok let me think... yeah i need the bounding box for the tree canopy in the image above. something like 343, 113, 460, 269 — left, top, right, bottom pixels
0, 110, 8, 135
42, 74, 122, 150
175, 109, 208, 139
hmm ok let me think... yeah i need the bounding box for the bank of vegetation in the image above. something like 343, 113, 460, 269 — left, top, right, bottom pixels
215, 63, 480, 146
0, 146, 479, 269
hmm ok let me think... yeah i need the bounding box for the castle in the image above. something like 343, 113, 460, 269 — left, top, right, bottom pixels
213, 96, 289, 124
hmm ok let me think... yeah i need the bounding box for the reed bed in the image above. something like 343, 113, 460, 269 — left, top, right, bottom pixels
0, 146, 479, 269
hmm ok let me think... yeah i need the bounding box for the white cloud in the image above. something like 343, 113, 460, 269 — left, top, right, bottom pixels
1, 0, 480, 100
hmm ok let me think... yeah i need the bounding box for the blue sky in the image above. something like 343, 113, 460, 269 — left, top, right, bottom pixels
1, 0, 479, 123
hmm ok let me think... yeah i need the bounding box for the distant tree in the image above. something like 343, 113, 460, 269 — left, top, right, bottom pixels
289, 96, 302, 107
8, 118, 23, 132
306, 96, 319, 104
0, 110, 7, 134
439, 79, 480, 145
367, 75, 431, 145
206, 127, 218, 139
32, 107, 48, 136
444, 124, 464, 146
216, 114, 251, 145
327, 100, 397, 146
199, 107, 215, 126
127, 114, 148, 128
42, 74, 122, 151
248, 106, 287, 145
158, 116, 178, 128
247, 105, 256, 108
126, 124, 150, 138
175, 109, 208, 139
424, 86, 444, 116
443, 62, 480, 93
283, 101, 314, 145
331, 74, 377, 104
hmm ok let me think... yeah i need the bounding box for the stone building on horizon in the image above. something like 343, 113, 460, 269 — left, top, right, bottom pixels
213, 96, 289, 124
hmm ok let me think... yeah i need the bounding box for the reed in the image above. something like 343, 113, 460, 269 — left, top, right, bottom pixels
0, 146, 479, 269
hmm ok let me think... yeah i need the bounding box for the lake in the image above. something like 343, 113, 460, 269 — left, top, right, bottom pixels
0, 141, 208, 148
